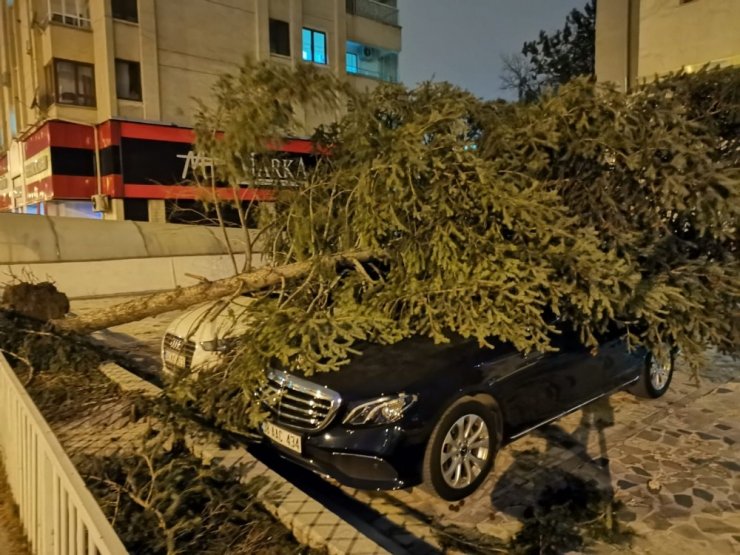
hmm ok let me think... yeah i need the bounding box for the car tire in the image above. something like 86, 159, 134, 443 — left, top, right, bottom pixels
628, 350, 674, 399
421, 397, 500, 501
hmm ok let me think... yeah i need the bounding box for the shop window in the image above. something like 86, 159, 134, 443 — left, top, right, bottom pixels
112, 0, 138, 22
115, 59, 142, 101
124, 198, 149, 221
270, 19, 290, 56
302, 28, 327, 65
48, 0, 91, 28
52, 59, 96, 107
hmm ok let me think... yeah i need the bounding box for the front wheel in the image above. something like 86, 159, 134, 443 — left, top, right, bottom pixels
628, 350, 674, 398
421, 398, 500, 501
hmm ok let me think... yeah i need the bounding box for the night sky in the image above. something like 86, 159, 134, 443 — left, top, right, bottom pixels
398, 0, 587, 100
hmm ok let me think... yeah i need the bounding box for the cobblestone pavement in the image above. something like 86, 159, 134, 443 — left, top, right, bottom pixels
71, 297, 739, 554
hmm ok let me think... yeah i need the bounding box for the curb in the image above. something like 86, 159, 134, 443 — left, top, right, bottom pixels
99, 362, 391, 555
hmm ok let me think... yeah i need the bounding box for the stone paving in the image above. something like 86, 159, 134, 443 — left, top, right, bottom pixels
71, 297, 740, 554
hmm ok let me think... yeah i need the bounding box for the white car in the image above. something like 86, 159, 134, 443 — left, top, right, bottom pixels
161, 295, 255, 375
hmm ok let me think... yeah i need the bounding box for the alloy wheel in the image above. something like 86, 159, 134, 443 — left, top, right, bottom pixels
440, 414, 490, 488
649, 356, 672, 391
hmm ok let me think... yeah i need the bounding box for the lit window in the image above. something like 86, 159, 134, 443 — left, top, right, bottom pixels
346, 52, 358, 74
112, 0, 138, 22
345, 41, 398, 82
115, 59, 142, 101
9, 109, 17, 137
302, 28, 327, 64
52, 59, 96, 107
270, 19, 290, 56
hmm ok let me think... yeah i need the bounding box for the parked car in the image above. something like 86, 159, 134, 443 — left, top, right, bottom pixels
161, 296, 255, 375
163, 309, 674, 500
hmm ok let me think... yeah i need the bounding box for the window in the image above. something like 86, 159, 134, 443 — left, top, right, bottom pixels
115, 59, 142, 101
345, 41, 398, 82
9, 108, 17, 137
346, 52, 358, 74
302, 28, 326, 64
48, 0, 91, 28
270, 19, 290, 56
51, 59, 95, 107
112, 0, 138, 22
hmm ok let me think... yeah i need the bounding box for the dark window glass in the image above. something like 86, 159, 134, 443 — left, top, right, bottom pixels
269, 19, 290, 56
301, 28, 327, 64
112, 0, 138, 22
124, 198, 149, 221
53, 59, 96, 107
115, 59, 142, 101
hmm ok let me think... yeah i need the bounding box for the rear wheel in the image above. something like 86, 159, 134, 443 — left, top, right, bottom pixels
421, 397, 500, 501
628, 350, 674, 398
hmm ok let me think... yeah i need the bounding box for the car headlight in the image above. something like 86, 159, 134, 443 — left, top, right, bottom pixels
199, 337, 238, 353
343, 394, 417, 426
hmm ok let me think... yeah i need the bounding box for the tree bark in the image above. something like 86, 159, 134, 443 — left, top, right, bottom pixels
51, 249, 374, 335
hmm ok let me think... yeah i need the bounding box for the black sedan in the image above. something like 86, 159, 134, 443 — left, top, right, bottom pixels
258, 327, 674, 500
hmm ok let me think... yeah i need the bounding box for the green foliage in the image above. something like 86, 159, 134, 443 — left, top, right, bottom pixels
501, 1, 595, 101
179, 61, 739, 431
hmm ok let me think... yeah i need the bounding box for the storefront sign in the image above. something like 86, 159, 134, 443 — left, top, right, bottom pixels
175, 149, 308, 186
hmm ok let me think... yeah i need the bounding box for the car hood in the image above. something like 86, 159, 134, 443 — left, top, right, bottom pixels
304, 335, 481, 401
166, 295, 256, 345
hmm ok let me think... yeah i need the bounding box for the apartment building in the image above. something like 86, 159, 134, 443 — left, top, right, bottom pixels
0, 0, 401, 222
595, 0, 740, 90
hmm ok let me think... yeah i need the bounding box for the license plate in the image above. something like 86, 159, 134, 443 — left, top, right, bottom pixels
164, 350, 186, 368
263, 421, 302, 454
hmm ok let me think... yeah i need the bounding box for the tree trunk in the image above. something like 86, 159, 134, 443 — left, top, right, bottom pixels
51, 249, 374, 335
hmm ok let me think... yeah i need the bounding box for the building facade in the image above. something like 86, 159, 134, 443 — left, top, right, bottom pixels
0, 0, 401, 221
595, 0, 740, 90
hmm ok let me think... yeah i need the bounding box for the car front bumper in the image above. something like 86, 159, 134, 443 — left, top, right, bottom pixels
261, 420, 429, 490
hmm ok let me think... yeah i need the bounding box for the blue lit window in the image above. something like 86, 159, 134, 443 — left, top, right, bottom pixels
9, 108, 17, 138
302, 28, 327, 65
346, 52, 358, 74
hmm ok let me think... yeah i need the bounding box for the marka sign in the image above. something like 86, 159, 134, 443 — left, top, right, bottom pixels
176, 150, 308, 186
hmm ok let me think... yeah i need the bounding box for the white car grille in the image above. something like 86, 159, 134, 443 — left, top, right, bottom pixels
163, 333, 196, 372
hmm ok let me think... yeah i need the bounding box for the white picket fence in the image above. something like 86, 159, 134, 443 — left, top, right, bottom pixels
0, 355, 127, 555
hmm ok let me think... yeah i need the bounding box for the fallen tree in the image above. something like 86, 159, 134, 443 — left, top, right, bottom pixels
166, 63, 738, 430
32, 61, 737, 431
50, 249, 374, 335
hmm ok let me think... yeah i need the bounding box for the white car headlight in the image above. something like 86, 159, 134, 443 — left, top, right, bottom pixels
343, 393, 417, 426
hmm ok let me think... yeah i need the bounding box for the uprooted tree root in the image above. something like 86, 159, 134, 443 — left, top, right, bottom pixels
0, 309, 119, 423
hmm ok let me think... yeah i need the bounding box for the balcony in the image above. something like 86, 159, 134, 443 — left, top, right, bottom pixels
346, 0, 399, 26
346, 41, 398, 83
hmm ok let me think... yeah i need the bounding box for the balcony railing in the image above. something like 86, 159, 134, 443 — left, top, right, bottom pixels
346, 0, 399, 26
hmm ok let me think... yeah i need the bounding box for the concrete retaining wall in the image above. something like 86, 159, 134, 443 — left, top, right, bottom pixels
0, 214, 262, 298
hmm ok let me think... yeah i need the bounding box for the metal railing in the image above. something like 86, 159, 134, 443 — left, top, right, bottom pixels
346, 0, 399, 26
0, 355, 127, 555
